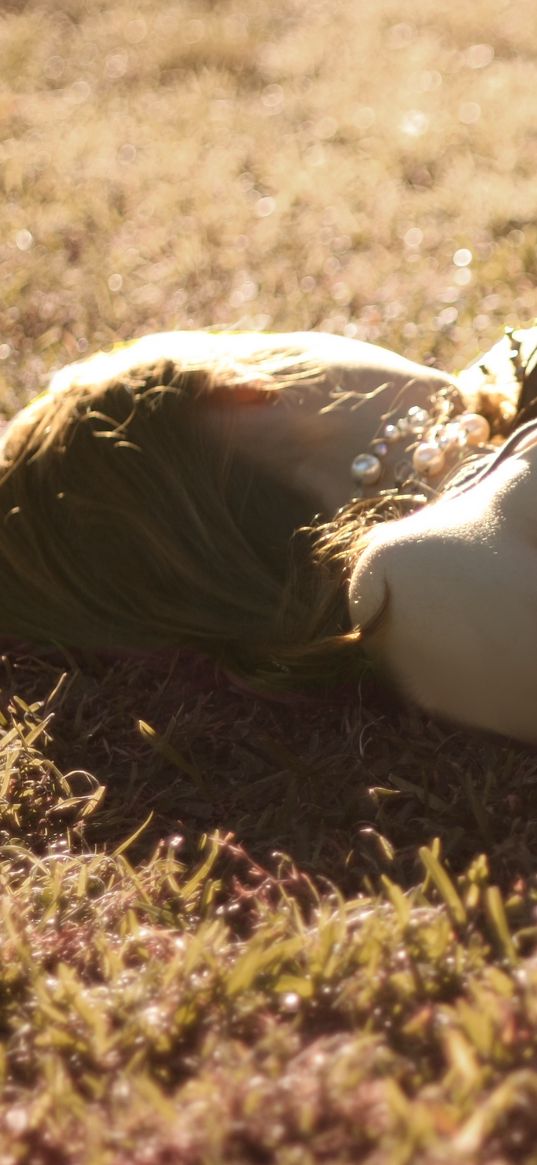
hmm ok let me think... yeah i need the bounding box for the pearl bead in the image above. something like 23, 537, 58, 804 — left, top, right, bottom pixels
458, 412, 491, 446
371, 440, 389, 458
394, 458, 413, 485
406, 405, 430, 433
351, 453, 382, 485
412, 442, 446, 477
383, 423, 400, 443
436, 423, 460, 451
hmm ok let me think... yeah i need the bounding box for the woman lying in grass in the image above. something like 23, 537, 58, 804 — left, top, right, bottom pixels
1, 326, 536, 742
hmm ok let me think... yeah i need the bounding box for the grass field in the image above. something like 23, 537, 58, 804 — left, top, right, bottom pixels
2, 0, 537, 1160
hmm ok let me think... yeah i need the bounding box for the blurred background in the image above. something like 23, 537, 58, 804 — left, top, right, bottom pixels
1, 0, 536, 411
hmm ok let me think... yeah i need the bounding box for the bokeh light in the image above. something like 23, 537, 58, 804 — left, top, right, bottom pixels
0, 0, 536, 409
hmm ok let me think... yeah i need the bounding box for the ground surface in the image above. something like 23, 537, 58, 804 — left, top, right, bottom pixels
1, 0, 537, 1161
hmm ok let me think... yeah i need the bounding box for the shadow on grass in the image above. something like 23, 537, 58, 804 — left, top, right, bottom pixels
1, 646, 536, 894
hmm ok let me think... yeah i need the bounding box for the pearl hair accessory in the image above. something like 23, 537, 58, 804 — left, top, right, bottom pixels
351, 389, 492, 494
350, 325, 537, 496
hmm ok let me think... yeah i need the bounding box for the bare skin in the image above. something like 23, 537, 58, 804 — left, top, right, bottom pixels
349, 432, 537, 743
200, 331, 461, 512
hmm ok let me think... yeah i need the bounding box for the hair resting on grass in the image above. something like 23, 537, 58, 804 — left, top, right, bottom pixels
0, 345, 375, 689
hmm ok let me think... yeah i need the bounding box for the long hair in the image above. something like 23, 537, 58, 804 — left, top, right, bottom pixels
0, 340, 369, 689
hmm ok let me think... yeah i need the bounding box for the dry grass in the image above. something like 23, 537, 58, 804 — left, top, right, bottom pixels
1, 0, 537, 1160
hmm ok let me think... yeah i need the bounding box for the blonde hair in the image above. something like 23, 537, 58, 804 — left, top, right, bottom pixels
0, 344, 369, 689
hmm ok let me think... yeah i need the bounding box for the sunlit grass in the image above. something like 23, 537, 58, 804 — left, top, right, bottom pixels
2, 0, 537, 411
1, 0, 537, 1159
2, 705, 537, 1162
